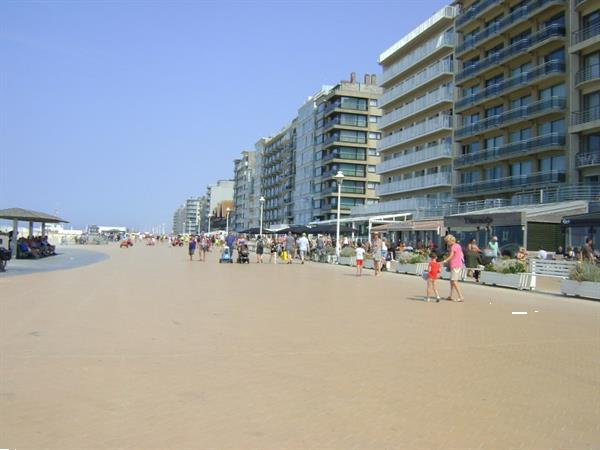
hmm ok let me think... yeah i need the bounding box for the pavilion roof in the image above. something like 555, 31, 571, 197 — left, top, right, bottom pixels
0, 208, 69, 223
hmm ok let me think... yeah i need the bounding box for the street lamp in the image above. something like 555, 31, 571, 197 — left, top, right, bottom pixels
208, 213, 213, 234
259, 196, 265, 238
334, 170, 344, 260
226, 208, 231, 235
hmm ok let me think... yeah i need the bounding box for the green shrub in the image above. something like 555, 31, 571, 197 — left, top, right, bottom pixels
486, 260, 527, 274
397, 252, 427, 264
340, 247, 356, 257
325, 247, 336, 256
569, 263, 600, 282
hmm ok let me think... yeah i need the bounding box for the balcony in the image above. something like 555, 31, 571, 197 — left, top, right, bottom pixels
456, 24, 566, 83
456, 0, 564, 55
455, 97, 566, 139
376, 172, 452, 196
576, 151, 600, 168
378, 114, 452, 152
453, 171, 566, 196
322, 150, 366, 162
377, 143, 452, 174
322, 133, 367, 146
456, 61, 565, 111
380, 60, 453, 108
572, 21, 600, 46
456, 0, 497, 29
322, 185, 366, 195
381, 33, 455, 87
379, 88, 453, 129
572, 105, 600, 127
322, 116, 368, 131
321, 168, 366, 179
454, 133, 566, 168
350, 197, 447, 216
323, 100, 368, 116
576, 63, 600, 87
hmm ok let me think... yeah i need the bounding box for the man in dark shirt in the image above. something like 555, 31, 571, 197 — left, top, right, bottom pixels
581, 238, 595, 263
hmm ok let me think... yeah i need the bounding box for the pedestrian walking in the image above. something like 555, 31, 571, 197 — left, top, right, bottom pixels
297, 233, 309, 264
285, 232, 295, 264
488, 236, 499, 262
371, 232, 382, 276
442, 234, 465, 302
269, 238, 278, 264
355, 242, 365, 276
188, 236, 196, 261
425, 252, 441, 302
256, 236, 264, 263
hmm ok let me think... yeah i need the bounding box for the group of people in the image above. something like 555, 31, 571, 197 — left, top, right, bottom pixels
187, 234, 213, 261
15, 235, 56, 259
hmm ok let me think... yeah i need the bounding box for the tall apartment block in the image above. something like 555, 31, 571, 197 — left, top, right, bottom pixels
202, 180, 234, 231
184, 197, 203, 234
172, 205, 186, 235
376, 6, 457, 215
312, 73, 382, 221
453, 0, 570, 201
258, 122, 297, 227
232, 150, 258, 231
569, 0, 600, 184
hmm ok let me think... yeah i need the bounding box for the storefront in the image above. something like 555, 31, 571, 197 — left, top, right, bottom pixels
372, 219, 445, 248
562, 211, 599, 249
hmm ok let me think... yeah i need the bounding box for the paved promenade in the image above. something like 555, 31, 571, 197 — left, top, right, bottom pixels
1, 243, 599, 449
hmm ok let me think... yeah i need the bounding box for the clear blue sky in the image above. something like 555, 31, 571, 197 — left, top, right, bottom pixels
2, 0, 448, 230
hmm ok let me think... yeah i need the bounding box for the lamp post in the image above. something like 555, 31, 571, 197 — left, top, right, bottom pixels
208, 214, 213, 234
226, 208, 231, 235
334, 170, 344, 260
259, 196, 265, 238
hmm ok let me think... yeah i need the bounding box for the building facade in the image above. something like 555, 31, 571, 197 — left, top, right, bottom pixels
232, 150, 259, 231
202, 180, 234, 231
453, 0, 569, 201
258, 122, 297, 227
312, 73, 382, 222
376, 6, 456, 213
172, 205, 186, 235
184, 197, 203, 234
569, 0, 600, 185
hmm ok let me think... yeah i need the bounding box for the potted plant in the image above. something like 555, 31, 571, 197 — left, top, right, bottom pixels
480, 259, 535, 290
338, 247, 356, 266
363, 254, 375, 269
560, 263, 600, 300
325, 246, 337, 264
396, 252, 428, 275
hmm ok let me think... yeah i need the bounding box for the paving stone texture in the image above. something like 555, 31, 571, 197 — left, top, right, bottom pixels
0, 243, 598, 449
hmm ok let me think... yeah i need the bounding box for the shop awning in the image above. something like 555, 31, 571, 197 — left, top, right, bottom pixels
561, 211, 600, 227
372, 219, 444, 232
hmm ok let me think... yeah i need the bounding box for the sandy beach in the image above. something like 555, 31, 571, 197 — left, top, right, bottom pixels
1, 243, 599, 449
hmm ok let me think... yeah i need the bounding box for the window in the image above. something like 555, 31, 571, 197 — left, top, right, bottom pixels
367, 182, 378, 189
485, 74, 503, 87
583, 51, 600, 71
485, 165, 503, 180
368, 148, 378, 156
369, 99, 378, 107
339, 113, 367, 127
462, 141, 480, 155
540, 155, 565, 172
511, 29, 531, 44
511, 95, 532, 109
369, 115, 379, 123
543, 12, 565, 28
485, 43, 503, 58
583, 134, 600, 152
426, 167, 439, 175
485, 135, 504, 149
511, 161, 533, 176
367, 165, 376, 173
544, 48, 565, 63
485, 104, 503, 118
464, 113, 480, 126
464, 56, 480, 70
510, 127, 532, 142
583, 91, 600, 110
463, 84, 480, 97
461, 170, 481, 184
340, 96, 368, 111
539, 83, 565, 100
368, 132, 381, 140
538, 119, 565, 135
485, 14, 503, 28
511, 62, 532, 78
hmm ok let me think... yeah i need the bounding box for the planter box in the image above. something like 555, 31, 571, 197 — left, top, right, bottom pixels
560, 279, 600, 299
440, 267, 468, 281
363, 259, 375, 269
326, 255, 337, 264
396, 262, 428, 275
480, 271, 536, 290
338, 256, 355, 266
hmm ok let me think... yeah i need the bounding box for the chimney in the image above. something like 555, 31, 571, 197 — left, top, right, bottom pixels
364, 74, 370, 85
370, 74, 377, 85
350, 72, 357, 83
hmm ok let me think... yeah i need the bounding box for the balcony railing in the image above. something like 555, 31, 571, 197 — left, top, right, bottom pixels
380, 88, 453, 129
322, 185, 366, 195
453, 171, 566, 196
350, 197, 449, 216
456, 61, 565, 110
455, 97, 566, 139
378, 114, 452, 152
322, 133, 367, 146
323, 101, 368, 115
381, 33, 455, 86
572, 21, 600, 46
456, 0, 563, 54
380, 60, 453, 108
456, 0, 497, 28
376, 172, 452, 196
321, 169, 366, 179
322, 150, 366, 162
572, 105, 600, 126
456, 24, 566, 83
377, 143, 452, 174
454, 133, 566, 168
576, 63, 600, 86
322, 116, 368, 130
576, 151, 600, 168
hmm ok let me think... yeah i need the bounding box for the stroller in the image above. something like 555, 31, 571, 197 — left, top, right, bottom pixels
237, 244, 250, 264
219, 246, 233, 263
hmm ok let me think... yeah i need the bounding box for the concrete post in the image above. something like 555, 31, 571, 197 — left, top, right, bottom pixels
11, 219, 18, 259
28, 221, 34, 237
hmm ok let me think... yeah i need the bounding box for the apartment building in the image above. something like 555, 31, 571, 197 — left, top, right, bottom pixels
172, 205, 186, 235
202, 180, 234, 231
232, 150, 258, 231
453, 0, 570, 201
258, 122, 297, 227
312, 73, 382, 222
569, 0, 600, 185
376, 6, 457, 215
184, 197, 202, 234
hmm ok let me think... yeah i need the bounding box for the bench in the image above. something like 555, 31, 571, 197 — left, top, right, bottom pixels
530, 259, 577, 279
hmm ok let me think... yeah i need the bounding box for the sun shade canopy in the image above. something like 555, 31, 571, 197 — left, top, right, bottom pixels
0, 208, 69, 224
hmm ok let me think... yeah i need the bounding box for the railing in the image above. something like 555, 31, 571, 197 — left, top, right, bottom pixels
456, 24, 566, 82
381, 33, 455, 85
376, 172, 452, 196
454, 133, 566, 168
377, 143, 452, 174
379, 88, 453, 129
572, 21, 600, 45
323, 101, 368, 115
323, 116, 368, 130
322, 150, 366, 162
322, 185, 366, 195
456, 61, 565, 110
456, 0, 563, 54
456, 0, 497, 28
453, 171, 566, 196
380, 60, 453, 108
322, 133, 367, 146
455, 97, 566, 139
576, 63, 600, 86
350, 197, 450, 216
576, 151, 600, 168
321, 169, 366, 179
572, 105, 600, 126
378, 114, 452, 152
